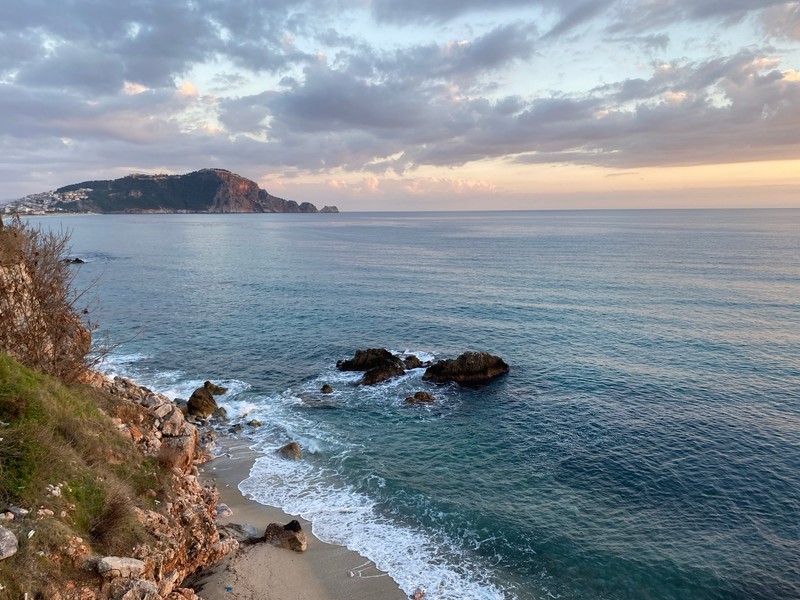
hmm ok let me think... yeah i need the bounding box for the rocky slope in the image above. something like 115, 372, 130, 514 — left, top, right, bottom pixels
34, 168, 339, 214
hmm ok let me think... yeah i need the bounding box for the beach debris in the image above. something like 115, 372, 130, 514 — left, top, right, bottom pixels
225, 586, 233, 592
277, 441, 302, 461
263, 520, 308, 552
404, 391, 435, 405
0, 526, 18, 560
27, 530, 35, 539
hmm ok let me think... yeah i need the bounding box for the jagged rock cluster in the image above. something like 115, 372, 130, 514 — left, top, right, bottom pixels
336, 348, 509, 387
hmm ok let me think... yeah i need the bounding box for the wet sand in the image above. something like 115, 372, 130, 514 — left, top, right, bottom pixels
190, 438, 407, 600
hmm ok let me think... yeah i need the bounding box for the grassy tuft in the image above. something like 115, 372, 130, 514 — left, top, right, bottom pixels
0, 353, 172, 595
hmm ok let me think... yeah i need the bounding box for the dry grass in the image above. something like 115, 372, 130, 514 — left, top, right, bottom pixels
0, 214, 95, 383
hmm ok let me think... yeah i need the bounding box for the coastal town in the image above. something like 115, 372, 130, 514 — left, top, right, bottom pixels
3, 188, 93, 214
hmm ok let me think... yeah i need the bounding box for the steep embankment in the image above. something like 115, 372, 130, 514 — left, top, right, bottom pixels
0, 355, 237, 599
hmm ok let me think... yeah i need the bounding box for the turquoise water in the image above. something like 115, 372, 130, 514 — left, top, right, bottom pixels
31, 210, 800, 599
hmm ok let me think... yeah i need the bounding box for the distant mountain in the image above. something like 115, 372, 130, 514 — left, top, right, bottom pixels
8, 169, 339, 214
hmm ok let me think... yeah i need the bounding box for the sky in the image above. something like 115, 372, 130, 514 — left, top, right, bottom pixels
2, 0, 800, 210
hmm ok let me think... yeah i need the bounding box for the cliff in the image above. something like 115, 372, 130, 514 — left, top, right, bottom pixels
49, 168, 339, 214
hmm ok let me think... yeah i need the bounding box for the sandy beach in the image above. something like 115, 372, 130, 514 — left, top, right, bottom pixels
190, 438, 407, 600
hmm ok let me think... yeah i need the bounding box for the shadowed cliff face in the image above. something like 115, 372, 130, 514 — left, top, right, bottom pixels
54, 168, 337, 214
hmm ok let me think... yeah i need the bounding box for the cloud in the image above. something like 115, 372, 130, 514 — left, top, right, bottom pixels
761, 2, 800, 40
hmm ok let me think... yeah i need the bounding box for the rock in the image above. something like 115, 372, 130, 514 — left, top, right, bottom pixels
108, 577, 159, 600
215, 503, 233, 518
6, 506, 28, 519
0, 526, 18, 560
217, 523, 261, 544
97, 556, 145, 579
320, 205, 339, 213
403, 355, 424, 370
361, 363, 405, 385
246, 419, 262, 428
422, 352, 509, 384
62, 257, 86, 264
410, 586, 427, 600
228, 424, 243, 434
405, 391, 435, 404
263, 521, 308, 552
337, 348, 404, 372
187, 381, 228, 418
320, 384, 333, 394
277, 442, 301, 460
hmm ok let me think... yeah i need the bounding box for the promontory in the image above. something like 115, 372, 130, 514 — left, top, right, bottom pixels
7, 168, 339, 214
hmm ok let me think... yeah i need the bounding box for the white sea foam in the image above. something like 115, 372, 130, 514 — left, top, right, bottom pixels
240, 449, 510, 600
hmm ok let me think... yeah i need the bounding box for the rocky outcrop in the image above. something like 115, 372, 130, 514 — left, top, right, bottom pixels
187, 381, 228, 418
263, 520, 308, 552
321, 384, 333, 394
89, 374, 238, 596
337, 348, 408, 386
320, 206, 339, 213
422, 352, 509, 384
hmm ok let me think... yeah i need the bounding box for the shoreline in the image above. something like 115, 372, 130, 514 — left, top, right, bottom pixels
191, 436, 407, 600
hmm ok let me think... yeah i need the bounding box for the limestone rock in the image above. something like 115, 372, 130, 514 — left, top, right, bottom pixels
97, 556, 145, 579
277, 442, 301, 460
0, 525, 18, 560
263, 520, 308, 552
187, 381, 228, 418
422, 352, 509, 384
405, 391, 435, 404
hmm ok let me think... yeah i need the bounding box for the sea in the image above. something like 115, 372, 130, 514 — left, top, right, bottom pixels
28, 209, 800, 600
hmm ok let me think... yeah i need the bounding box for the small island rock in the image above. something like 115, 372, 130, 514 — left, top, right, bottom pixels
337, 348, 405, 372
321, 384, 333, 394
422, 352, 509, 384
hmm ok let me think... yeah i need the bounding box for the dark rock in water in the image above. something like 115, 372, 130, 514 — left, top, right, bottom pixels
422, 352, 509, 384
277, 442, 302, 460
228, 424, 243, 434
337, 348, 404, 372
212, 406, 228, 422
362, 363, 405, 385
320, 384, 333, 394
62, 257, 86, 264
403, 355, 424, 370
247, 419, 262, 428
264, 521, 307, 552
405, 391, 435, 404
187, 381, 228, 418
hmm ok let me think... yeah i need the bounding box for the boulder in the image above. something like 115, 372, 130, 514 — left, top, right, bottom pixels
337, 348, 404, 372
422, 352, 509, 384
320, 384, 333, 394
97, 556, 145, 579
217, 523, 261, 544
361, 363, 405, 385
187, 381, 228, 418
0, 525, 18, 560
277, 442, 302, 461
403, 355, 424, 370
263, 521, 308, 552
405, 391, 435, 404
